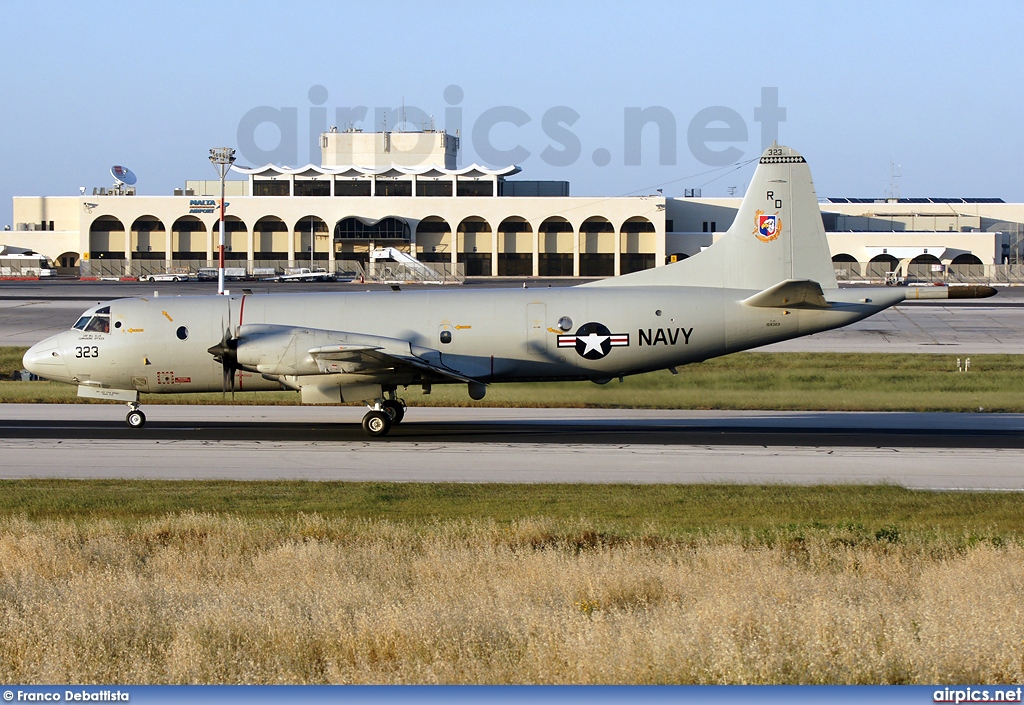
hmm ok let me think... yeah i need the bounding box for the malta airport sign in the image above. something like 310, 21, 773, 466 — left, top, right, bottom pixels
188, 199, 229, 215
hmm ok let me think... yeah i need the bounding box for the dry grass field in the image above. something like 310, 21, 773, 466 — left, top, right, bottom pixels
1, 512, 1022, 684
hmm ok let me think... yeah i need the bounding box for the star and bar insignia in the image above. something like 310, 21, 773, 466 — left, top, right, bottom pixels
557, 322, 629, 360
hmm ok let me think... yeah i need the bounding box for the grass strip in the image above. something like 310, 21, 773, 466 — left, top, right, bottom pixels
0, 480, 1021, 542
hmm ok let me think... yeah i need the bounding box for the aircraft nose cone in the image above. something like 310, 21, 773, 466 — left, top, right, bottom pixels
23, 337, 71, 382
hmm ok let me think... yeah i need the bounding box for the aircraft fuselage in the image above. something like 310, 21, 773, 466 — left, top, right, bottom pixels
25, 285, 899, 396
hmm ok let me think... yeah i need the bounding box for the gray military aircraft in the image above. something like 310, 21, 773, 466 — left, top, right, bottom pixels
23, 144, 995, 436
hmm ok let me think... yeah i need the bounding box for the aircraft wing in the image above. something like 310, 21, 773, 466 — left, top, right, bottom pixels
306, 343, 480, 384
232, 324, 481, 384
741, 279, 829, 309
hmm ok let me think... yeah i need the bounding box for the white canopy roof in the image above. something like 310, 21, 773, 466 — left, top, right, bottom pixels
232, 163, 521, 179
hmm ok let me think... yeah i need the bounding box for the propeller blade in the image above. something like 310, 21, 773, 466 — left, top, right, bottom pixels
207, 297, 240, 401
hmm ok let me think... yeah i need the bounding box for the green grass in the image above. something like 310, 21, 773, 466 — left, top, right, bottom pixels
5, 346, 1024, 411
1, 480, 1021, 545
0, 346, 27, 378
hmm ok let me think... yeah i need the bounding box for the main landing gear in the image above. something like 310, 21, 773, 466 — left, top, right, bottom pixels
125, 402, 146, 429
381, 399, 405, 424
361, 394, 406, 437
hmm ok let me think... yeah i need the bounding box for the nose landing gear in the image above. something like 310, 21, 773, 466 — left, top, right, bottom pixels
125, 402, 146, 429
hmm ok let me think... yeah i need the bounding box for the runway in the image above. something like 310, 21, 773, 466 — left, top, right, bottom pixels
1, 405, 1022, 489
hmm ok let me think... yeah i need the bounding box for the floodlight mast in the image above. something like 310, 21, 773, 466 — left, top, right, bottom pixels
208, 148, 236, 295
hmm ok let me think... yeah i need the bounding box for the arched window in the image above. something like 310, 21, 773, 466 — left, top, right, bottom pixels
415, 217, 452, 263
88, 216, 126, 259
866, 253, 899, 280
948, 253, 985, 282
580, 217, 614, 277
950, 253, 983, 266
293, 216, 329, 262
831, 253, 859, 280
130, 216, 166, 260
217, 216, 249, 261
456, 217, 492, 276
620, 217, 655, 274
334, 217, 410, 240
539, 217, 573, 277
498, 217, 533, 276
172, 216, 207, 260
251, 216, 289, 260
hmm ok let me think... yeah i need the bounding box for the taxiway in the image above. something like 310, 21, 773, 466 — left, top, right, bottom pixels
1, 405, 1021, 490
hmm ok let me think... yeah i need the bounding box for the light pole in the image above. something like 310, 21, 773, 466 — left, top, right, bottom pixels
208, 147, 236, 295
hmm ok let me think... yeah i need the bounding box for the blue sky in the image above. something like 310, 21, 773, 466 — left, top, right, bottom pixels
2, 0, 1022, 227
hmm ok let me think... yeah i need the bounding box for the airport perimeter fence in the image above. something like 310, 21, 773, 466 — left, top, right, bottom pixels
77, 259, 465, 284
834, 262, 1024, 285
16, 259, 1023, 286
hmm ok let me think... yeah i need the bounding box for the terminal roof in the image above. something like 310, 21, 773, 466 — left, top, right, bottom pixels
232, 163, 522, 179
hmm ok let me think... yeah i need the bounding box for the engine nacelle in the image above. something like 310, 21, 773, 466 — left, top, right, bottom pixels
234, 324, 386, 376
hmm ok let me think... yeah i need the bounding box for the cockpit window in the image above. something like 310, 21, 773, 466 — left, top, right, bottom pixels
85, 316, 110, 333
73, 306, 112, 333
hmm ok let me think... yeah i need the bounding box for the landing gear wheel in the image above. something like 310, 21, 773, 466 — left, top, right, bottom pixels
362, 410, 392, 437
381, 400, 405, 424
126, 409, 146, 428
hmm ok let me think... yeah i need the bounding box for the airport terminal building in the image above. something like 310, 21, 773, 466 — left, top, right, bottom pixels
6, 130, 1024, 282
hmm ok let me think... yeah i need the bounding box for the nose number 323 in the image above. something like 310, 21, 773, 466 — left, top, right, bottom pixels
75, 346, 99, 358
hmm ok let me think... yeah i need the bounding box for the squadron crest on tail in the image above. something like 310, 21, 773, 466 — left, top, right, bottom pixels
754, 209, 782, 242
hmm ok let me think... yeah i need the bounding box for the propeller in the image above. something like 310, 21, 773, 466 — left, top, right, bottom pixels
207, 298, 239, 399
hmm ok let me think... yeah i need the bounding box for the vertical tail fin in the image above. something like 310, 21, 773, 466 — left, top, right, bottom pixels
593, 144, 838, 290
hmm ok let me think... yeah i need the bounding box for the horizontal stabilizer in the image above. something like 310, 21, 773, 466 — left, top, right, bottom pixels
742, 279, 829, 309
